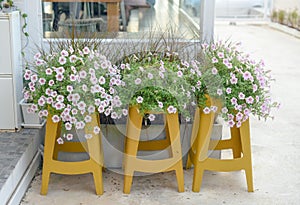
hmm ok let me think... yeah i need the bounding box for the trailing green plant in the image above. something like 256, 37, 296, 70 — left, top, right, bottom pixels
278, 10, 286, 24
271, 10, 278, 22
288, 8, 298, 28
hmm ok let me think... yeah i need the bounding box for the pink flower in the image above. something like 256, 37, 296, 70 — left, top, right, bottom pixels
135, 78, 142, 85
238, 92, 245, 100
52, 115, 60, 123
246, 96, 254, 104
42, 110, 48, 117
56, 67, 65, 74
79, 70, 87, 79
70, 74, 77, 82
122, 109, 128, 116
167, 105, 177, 114
88, 105, 95, 114
210, 106, 218, 113
98, 106, 105, 113
98, 76, 106, 85
57, 137, 64, 144
71, 108, 78, 115
230, 76, 238, 84
243, 71, 252, 80
231, 97, 237, 105
67, 85, 73, 92
217, 89, 223, 96
218, 52, 224, 58
60, 50, 69, 57
83, 47, 90, 54
55, 102, 65, 110
49, 80, 55, 86
69, 55, 77, 63
58, 56, 66, 65
236, 112, 243, 121
223, 58, 229, 65
177, 71, 183, 77
244, 108, 250, 115
212, 57, 218, 63
35, 59, 44, 66
66, 134, 73, 141
221, 107, 228, 113
24, 73, 30, 80
226, 63, 232, 69
34, 52, 41, 59
65, 122, 72, 130
56, 95, 64, 102
228, 120, 235, 127
111, 112, 118, 119
159, 71, 164, 79
252, 84, 258, 92
104, 108, 111, 116
31, 74, 38, 83
203, 107, 211, 114
39, 78, 46, 85
45, 68, 53, 75
56, 73, 64, 81
46, 97, 53, 104
77, 101, 86, 111
94, 126, 101, 134
38, 97, 45, 106
148, 73, 153, 79
212, 67, 218, 75
226, 87, 232, 94
84, 115, 92, 123
85, 134, 92, 139
136, 96, 143, 104
149, 114, 155, 121
51, 91, 57, 98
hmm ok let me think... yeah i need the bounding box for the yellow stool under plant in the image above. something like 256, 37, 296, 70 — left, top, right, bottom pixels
123, 106, 185, 194
186, 98, 254, 192
40, 113, 104, 195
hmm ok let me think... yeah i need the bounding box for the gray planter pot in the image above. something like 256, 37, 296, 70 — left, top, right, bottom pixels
19, 99, 45, 128
57, 122, 223, 169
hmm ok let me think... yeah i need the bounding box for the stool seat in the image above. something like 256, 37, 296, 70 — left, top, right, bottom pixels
186, 101, 254, 192
123, 106, 184, 194
40, 113, 104, 195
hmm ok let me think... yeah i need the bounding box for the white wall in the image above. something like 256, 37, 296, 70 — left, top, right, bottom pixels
273, 0, 300, 10
14, 0, 43, 63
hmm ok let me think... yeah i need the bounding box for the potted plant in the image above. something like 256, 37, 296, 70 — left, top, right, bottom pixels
23, 40, 122, 143
195, 40, 279, 126
113, 48, 197, 193
1, 0, 16, 13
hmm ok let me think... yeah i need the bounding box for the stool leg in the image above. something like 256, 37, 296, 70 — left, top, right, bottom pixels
230, 126, 242, 158
86, 113, 104, 195
192, 161, 204, 192
123, 107, 142, 194
166, 113, 184, 192
186, 152, 192, 169
192, 108, 215, 192
40, 118, 60, 195
239, 119, 254, 192
123, 137, 139, 194
92, 168, 104, 195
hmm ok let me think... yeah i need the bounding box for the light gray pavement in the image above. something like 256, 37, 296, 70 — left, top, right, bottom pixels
20, 23, 300, 205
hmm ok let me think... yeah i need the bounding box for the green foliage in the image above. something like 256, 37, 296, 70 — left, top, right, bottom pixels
278, 10, 286, 24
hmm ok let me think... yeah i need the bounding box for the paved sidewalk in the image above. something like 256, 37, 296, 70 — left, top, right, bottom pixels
21, 23, 300, 205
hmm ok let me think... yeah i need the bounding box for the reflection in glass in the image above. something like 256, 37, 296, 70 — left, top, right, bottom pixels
41, 0, 201, 39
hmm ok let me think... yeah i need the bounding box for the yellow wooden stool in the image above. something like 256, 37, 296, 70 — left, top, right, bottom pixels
186, 99, 254, 192
123, 106, 185, 194
40, 113, 104, 195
